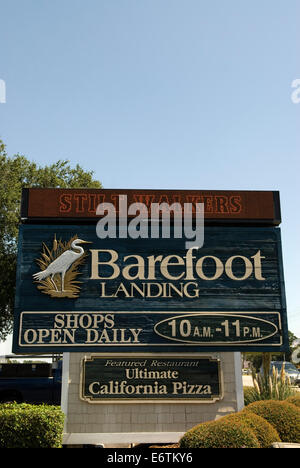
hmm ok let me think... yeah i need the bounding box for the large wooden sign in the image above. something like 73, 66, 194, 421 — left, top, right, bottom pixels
21, 188, 281, 225
80, 355, 222, 403
12, 224, 288, 353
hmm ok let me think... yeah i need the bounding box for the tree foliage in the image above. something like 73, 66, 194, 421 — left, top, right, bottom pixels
0, 139, 102, 340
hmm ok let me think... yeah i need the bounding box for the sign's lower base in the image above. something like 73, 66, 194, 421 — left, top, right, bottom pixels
62, 431, 184, 447
61, 352, 244, 447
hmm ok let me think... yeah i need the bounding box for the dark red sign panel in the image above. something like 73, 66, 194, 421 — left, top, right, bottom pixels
21, 188, 281, 225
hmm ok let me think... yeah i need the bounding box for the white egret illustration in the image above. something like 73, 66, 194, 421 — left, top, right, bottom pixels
33, 236, 91, 298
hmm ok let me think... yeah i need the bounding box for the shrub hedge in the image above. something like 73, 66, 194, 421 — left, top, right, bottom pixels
179, 418, 260, 448
180, 398, 300, 448
243, 386, 258, 406
285, 394, 300, 408
0, 403, 65, 448
244, 400, 300, 443
222, 411, 281, 448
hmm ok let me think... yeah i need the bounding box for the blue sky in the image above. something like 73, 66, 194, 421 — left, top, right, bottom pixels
0, 1, 299, 351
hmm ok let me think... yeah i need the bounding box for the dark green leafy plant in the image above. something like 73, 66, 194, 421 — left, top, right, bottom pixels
0, 403, 65, 448
0, 139, 101, 339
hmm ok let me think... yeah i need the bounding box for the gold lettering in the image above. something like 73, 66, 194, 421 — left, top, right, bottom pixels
122, 255, 145, 280
225, 255, 253, 281
160, 255, 185, 280
90, 249, 120, 279
196, 255, 224, 280
251, 250, 266, 280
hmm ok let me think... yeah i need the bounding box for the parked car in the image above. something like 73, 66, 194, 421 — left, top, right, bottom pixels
0, 361, 62, 404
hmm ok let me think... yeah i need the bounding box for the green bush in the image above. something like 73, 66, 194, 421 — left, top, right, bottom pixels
223, 411, 281, 448
244, 400, 300, 443
243, 386, 258, 406
179, 418, 260, 448
285, 394, 300, 408
0, 403, 65, 448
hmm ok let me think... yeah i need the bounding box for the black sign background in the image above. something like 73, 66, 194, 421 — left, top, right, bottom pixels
80, 355, 222, 403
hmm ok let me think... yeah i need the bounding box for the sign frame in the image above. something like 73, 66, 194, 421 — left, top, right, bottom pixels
79, 353, 224, 404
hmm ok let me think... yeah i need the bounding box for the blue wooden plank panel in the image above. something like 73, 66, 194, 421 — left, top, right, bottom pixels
12, 225, 288, 353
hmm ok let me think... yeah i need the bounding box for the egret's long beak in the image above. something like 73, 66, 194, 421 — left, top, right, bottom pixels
79, 240, 92, 244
